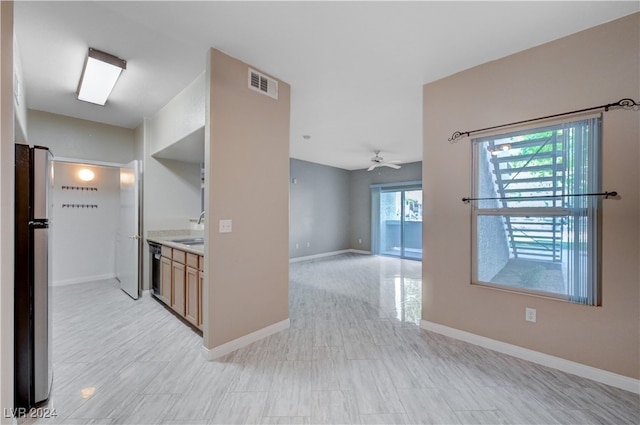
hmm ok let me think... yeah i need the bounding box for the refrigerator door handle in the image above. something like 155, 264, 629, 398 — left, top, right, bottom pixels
28, 219, 49, 229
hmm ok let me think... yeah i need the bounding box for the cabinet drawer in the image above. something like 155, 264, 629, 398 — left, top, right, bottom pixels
198, 255, 204, 271
161, 245, 172, 258
172, 248, 186, 264
186, 253, 199, 269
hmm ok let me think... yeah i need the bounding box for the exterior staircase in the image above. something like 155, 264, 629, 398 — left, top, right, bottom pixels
490, 133, 565, 262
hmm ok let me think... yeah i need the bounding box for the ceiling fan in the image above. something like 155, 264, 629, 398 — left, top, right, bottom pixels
367, 151, 402, 171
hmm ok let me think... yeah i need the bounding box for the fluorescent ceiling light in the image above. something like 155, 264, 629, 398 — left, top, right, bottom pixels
77, 48, 126, 106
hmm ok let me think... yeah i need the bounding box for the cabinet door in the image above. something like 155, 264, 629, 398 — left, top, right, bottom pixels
185, 266, 199, 326
198, 269, 203, 330
172, 261, 186, 315
160, 256, 172, 305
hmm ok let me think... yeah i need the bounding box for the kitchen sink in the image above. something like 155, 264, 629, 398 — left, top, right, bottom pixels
169, 237, 204, 246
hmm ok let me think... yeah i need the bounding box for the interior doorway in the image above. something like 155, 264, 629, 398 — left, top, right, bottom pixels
51, 158, 141, 297
371, 182, 422, 260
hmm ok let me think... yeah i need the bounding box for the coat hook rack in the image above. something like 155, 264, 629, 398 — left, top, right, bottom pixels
61, 204, 98, 209
61, 185, 98, 191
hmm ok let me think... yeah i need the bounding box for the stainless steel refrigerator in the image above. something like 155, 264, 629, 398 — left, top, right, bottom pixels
14, 144, 53, 409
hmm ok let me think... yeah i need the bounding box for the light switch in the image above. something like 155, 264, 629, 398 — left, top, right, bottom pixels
219, 219, 232, 233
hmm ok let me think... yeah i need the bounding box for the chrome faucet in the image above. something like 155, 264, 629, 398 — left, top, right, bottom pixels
197, 211, 205, 225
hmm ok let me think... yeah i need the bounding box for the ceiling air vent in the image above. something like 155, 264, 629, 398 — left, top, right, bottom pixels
248, 68, 278, 100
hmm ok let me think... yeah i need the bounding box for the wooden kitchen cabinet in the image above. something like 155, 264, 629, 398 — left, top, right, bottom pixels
185, 253, 199, 326
171, 260, 186, 316
160, 255, 172, 305
155, 243, 203, 333
198, 256, 204, 330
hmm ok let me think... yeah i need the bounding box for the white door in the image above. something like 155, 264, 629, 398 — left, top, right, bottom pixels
118, 160, 141, 299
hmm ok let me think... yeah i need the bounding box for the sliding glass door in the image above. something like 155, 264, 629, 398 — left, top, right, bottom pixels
372, 183, 422, 260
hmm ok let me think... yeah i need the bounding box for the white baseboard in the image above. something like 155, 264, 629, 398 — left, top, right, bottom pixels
52, 273, 116, 287
420, 320, 640, 394
289, 249, 371, 263
202, 318, 290, 360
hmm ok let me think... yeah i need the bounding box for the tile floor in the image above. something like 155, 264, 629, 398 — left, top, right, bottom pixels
18, 253, 640, 424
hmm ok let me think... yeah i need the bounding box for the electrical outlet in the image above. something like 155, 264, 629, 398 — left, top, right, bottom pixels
295, 243, 299, 249
525, 307, 537, 323
219, 219, 232, 233
358, 238, 362, 244
306, 242, 310, 248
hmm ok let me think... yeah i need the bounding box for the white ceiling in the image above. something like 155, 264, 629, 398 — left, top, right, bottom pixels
14, 1, 639, 170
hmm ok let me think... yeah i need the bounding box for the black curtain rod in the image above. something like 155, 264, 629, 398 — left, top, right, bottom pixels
448, 98, 639, 143
462, 191, 618, 203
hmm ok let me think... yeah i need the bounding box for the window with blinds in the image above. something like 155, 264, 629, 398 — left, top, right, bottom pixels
471, 116, 602, 305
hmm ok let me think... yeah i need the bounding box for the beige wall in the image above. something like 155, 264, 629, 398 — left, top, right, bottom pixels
0, 1, 14, 420
204, 49, 290, 349
422, 13, 639, 379
27, 109, 134, 164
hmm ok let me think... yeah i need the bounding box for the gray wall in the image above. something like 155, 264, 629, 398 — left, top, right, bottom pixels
290, 158, 351, 258
349, 161, 422, 252
289, 159, 422, 258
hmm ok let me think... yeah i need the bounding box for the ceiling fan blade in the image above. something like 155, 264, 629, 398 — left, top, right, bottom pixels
381, 163, 401, 169
367, 164, 377, 171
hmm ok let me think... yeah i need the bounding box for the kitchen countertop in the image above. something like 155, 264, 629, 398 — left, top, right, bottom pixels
146, 229, 204, 255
